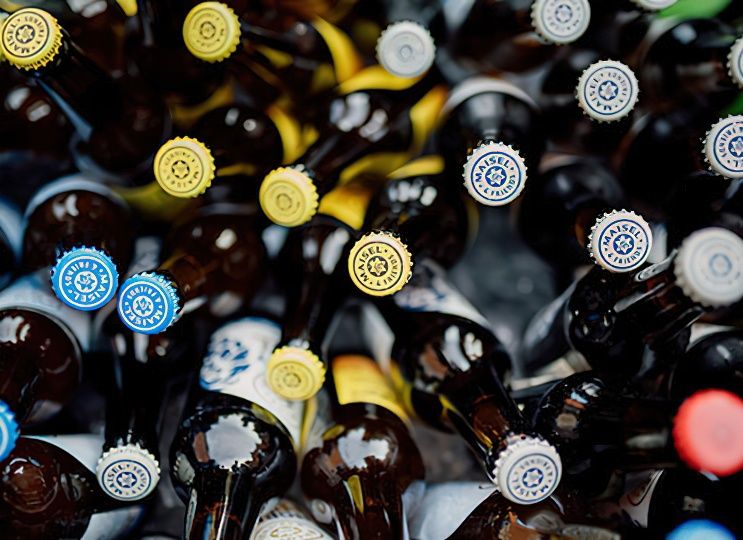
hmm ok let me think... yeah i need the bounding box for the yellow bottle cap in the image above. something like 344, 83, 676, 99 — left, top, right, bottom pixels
1, 8, 63, 70
259, 167, 319, 227
347, 231, 412, 297
153, 137, 215, 198
182, 2, 241, 63
267, 346, 326, 401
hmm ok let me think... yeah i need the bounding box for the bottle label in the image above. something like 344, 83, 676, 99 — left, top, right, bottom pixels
393, 259, 490, 329
0, 273, 91, 351
332, 355, 409, 423
0, 197, 22, 260
253, 501, 334, 540
24, 173, 125, 220
199, 317, 303, 444
619, 469, 664, 528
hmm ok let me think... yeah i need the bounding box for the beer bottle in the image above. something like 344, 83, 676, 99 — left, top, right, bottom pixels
266, 180, 376, 401
437, 76, 542, 207
0, 273, 89, 462
447, 0, 592, 73
117, 204, 266, 334
171, 316, 301, 539
301, 352, 425, 539
152, 103, 302, 199
0, 197, 22, 290
0, 434, 146, 539
0, 8, 172, 182
703, 115, 743, 180
259, 65, 447, 227
182, 2, 362, 103
520, 227, 743, 374
252, 500, 333, 540
22, 174, 135, 311
347, 155, 476, 297
516, 155, 652, 275
371, 258, 563, 504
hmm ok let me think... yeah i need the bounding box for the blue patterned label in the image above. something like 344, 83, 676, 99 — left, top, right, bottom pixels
117, 275, 178, 334
52, 248, 118, 311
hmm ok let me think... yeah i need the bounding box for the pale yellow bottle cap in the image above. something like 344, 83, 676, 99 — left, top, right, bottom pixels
153, 137, 216, 198
183, 2, 241, 63
259, 167, 319, 227
347, 231, 413, 297
1, 8, 63, 70
267, 346, 326, 401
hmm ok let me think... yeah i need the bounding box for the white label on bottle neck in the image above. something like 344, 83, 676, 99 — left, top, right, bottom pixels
0, 197, 22, 259
252, 503, 333, 540
199, 317, 303, 444
619, 469, 664, 528
24, 173, 123, 220
0, 273, 91, 351
409, 482, 497, 540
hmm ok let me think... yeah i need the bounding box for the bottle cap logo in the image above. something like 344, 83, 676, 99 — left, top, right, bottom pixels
259, 167, 319, 227
376, 21, 435, 79
183, 2, 241, 63
96, 444, 161, 501
267, 346, 326, 401
629, 0, 677, 10
704, 116, 743, 179
463, 142, 527, 206
0, 8, 63, 70
588, 210, 653, 273
675, 227, 743, 308
117, 272, 180, 334
348, 231, 412, 297
51, 247, 118, 311
728, 37, 743, 90
531, 0, 591, 45
493, 435, 562, 504
0, 400, 19, 463
154, 137, 215, 198
576, 60, 639, 122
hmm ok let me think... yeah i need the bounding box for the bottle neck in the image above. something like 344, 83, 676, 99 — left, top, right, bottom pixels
159, 253, 210, 304
135, 0, 184, 47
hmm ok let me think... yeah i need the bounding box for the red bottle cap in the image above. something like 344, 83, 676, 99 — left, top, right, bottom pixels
673, 389, 743, 476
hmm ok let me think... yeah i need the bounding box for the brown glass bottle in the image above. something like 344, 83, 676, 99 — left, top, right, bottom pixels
0, 8, 172, 182
0, 197, 22, 290
117, 204, 266, 335
301, 353, 425, 540
171, 316, 300, 540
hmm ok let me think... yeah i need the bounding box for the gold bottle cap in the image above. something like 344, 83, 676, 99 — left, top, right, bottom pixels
259, 167, 319, 227
267, 346, 326, 401
153, 137, 215, 198
182, 2, 241, 63
1, 8, 63, 70
347, 231, 413, 297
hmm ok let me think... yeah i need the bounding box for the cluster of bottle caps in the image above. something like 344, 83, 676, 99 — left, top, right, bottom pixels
0, 0, 743, 538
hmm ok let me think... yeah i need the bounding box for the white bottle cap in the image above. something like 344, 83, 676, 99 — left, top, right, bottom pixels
629, 0, 678, 10
96, 444, 161, 501
576, 60, 639, 122
492, 434, 562, 505
704, 116, 743, 179
728, 36, 743, 90
531, 0, 591, 45
674, 227, 743, 308
588, 210, 653, 273
376, 21, 436, 79
462, 142, 528, 206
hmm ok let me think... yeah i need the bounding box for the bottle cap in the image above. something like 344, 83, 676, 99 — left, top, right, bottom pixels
0, 400, 19, 463
531, 0, 591, 45
667, 520, 736, 540
703, 116, 743, 179
491, 434, 562, 505
259, 167, 319, 227
96, 444, 161, 501
51, 247, 119, 311
587, 210, 653, 273
153, 137, 216, 198
576, 60, 639, 122
182, 2, 241, 63
0, 8, 63, 70
674, 227, 743, 308
728, 37, 743, 90
376, 21, 435, 79
347, 231, 413, 297
462, 142, 527, 206
673, 389, 743, 477
117, 272, 181, 335
266, 346, 326, 401
629, 0, 678, 10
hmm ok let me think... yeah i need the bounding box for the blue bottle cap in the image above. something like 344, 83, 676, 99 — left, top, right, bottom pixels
51, 246, 119, 311
667, 520, 736, 540
0, 400, 19, 463
117, 272, 180, 335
